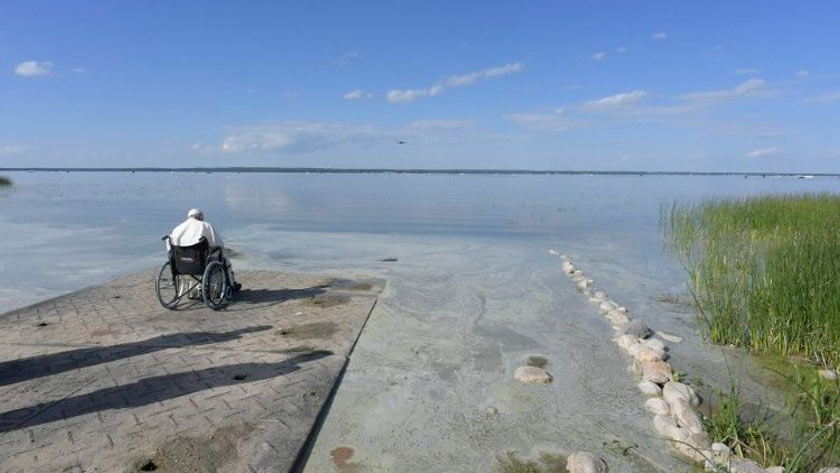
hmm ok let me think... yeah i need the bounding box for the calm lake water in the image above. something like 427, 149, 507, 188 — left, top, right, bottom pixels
2, 171, 838, 311
2, 171, 838, 471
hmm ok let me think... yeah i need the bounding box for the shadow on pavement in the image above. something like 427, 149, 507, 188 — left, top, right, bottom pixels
0, 325, 272, 387
0, 350, 333, 433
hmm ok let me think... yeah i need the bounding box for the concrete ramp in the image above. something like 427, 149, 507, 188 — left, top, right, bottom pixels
0, 269, 382, 473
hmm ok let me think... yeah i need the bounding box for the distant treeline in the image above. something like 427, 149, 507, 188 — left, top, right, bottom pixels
0, 167, 835, 177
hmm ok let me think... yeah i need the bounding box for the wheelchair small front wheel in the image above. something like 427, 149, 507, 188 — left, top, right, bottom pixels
202, 260, 227, 310
155, 261, 180, 310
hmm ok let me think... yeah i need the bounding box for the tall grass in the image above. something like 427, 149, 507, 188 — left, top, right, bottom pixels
663, 193, 840, 471
663, 193, 840, 367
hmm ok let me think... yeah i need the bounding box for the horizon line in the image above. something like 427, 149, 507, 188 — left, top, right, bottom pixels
0, 167, 835, 177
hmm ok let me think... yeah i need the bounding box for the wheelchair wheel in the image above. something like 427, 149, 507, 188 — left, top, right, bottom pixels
155, 261, 180, 309
202, 260, 227, 310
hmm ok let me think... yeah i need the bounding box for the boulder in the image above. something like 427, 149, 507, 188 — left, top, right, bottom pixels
583, 290, 592, 297
549, 249, 559, 255
566, 452, 608, 473
615, 334, 639, 351
599, 300, 618, 312
645, 397, 669, 415
728, 458, 767, 473
638, 380, 662, 396
593, 291, 607, 301
765, 467, 784, 473
577, 280, 592, 289
817, 469, 840, 473
514, 366, 552, 384
560, 254, 569, 260
641, 337, 666, 352
573, 270, 584, 276
663, 381, 701, 408
711, 443, 731, 466
819, 369, 838, 381
641, 361, 673, 384
633, 347, 665, 363
670, 398, 705, 434
653, 414, 678, 437
620, 320, 652, 339
605, 309, 630, 326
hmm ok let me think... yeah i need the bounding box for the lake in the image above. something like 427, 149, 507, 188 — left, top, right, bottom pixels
2, 171, 838, 471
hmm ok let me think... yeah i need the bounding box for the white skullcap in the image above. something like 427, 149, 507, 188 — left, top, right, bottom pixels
187, 208, 203, 218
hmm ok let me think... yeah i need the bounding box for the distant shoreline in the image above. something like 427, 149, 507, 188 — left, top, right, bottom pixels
0, 167, 835, 177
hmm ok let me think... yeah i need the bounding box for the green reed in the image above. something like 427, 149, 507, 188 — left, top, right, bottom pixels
663, 193, 840, 367
0, 175, 11, 186
663, 194, 840, 471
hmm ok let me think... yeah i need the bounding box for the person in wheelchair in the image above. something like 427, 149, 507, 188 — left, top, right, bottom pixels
168, 208, 242, 295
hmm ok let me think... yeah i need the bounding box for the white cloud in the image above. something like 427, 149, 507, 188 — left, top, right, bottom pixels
336, 50, 359, 65
445, 62, 523, 87
579, 90, 647, 111
71, 67, 88, 75
733, 68, 758, 75
503, 110, 578, 131
221, 119, 477, 153
744, 146, 782, 158
222, 122, 382, 153
387, 62, 523, 103
0, 145, 33, 156
343, 89, 373, 100
680, 78, 767, 102
796, 70, 810, 78
406, 120, 473, 130
14, 60, 53, 77
592, 52, 605, 61
616, 46, 627, 54
805, 90, 840, 103
651, 32, 667, 40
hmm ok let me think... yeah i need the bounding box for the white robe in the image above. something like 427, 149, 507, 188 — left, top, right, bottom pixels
167, 218, 223, 249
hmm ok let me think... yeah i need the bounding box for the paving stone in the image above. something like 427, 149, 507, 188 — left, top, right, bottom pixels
0, 269, 381, 473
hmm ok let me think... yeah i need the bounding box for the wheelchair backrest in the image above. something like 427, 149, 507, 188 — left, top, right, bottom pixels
169, 238, 209, 275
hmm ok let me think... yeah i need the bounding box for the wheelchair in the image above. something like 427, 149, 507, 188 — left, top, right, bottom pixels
155, 236, 233, 310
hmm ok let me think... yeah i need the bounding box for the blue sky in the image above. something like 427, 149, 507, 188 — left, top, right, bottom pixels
1, 1, 839, 171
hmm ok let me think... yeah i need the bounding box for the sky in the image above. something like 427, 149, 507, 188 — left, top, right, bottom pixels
1, 1, 839, 172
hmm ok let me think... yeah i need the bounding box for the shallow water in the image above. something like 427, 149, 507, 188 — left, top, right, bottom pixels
2, 171, 839, 471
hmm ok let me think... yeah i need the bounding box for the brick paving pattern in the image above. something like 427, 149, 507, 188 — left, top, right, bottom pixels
0, 269, 382, 473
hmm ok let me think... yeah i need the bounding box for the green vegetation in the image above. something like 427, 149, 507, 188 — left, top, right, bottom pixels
663, 194, 840, 471
526, 355, 549, 369
0, 175, 11, 186
663, 194, 840, 367
702, 370, 839, 472
494, 452, 567, 473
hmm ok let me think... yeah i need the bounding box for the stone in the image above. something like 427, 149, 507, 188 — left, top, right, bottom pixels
645, 397, 669, 415
728, 458, 767, 473
583, 290, 592, 297
565, 452, 608, 473
620, 320, 652, 339
641, 361, 673, 384
485, 407, 498, 415
615, 334, 639, 351
599, 300, 618, 312
573, 275, 586, 282
711, 443, 730, 455
663, 381, 701, 408
819, 369, 838, 381
817, 469, 840, 473
670, 398, 705, 434
641, 337, 666, 352
573, 270, 584, 276
605, 309, 630, 326
577, 280, 592, 289
514, 366, 552, 384
765, 467, 784, 473
638, 380, 662, 396
615, 306, 628, 314
634, 347, 665, 363
711, 443, 731, 466
560, 254, 569, 260
653, 414, 678, 437
549, 249, 559, 255
656, 331, 683, 343
593, 291, 607, 301
562, 262, 576, 274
